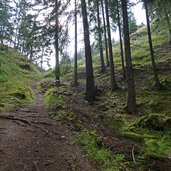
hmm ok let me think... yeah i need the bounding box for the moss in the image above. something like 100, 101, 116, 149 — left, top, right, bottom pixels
77, 130, 125, 171
44, 87, 66, 109
163, 118, 171, 130
121, 132, 144, 143
0, 48, 40, 112
145, 137, 171, 158
137, 114, 165, 131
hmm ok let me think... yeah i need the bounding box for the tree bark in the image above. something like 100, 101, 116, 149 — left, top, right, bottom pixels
55, 0, 60, 81
121, 0, 136, 113
100, 0, 109, 67
81, 0, 95, 103
144, 2, 161, 89
97, 0, 106, 73
104, 0, 117, 91
30, 44, 33, 62
164, 10, 171, 44
73, 0, 78, 86
41, 47, 44, 69
116, 0, 126, 80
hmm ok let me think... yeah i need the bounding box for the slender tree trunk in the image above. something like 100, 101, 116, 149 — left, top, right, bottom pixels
97, 0, 106, 73
30, 45, 33, 62
116, 0, 126, 80
55, 0, 60, 81
41, 47, 44, 69
100, 0, 109, 67
169, 29, 171, 45
121, 0, 136, 113
164, 10, 171, 44
144, 2, 161, 89
104, 0, 117, 91
81, 0, 95, 103
0, 28, 4, 45
73, 0, 78, 86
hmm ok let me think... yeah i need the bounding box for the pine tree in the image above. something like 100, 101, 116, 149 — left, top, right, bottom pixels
96, 0, 106, 73
144, 0, 162, 89
73, 0, 78, 86
81, 0, 95, 103
0, 0, 13, 45
100, 0, 110, 67
104, 0, 118, 91
121, 0, 136, 113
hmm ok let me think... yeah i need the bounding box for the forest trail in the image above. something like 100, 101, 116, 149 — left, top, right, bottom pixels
0, 92, 97, 171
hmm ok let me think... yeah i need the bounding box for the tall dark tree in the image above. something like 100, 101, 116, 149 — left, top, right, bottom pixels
81, 0, 95, 103
104, 0, 117, 91
100, 0, 110, 67
150, 0, 171, 44
121, 0, 136, 113
55, 0, 60, 81
116, 0, 126, 80
0, 0, 13, 45
97, 0, 106, 73
144, 0, 162, 89
73, 0, 78, 86
128, 11, 138, 34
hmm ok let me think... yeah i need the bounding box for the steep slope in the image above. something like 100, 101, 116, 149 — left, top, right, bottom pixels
0, 46, 41, 112
41, 21, 171, 170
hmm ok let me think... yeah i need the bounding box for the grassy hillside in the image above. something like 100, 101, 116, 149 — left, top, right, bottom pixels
0, 46, 42, 112
42, 22, 171, 170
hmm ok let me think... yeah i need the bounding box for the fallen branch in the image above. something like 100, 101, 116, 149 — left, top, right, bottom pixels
132, 147, 136, 164
120, 163, 129, 171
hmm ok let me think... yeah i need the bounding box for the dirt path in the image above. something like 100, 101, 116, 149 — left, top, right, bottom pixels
0, 93, 97, 171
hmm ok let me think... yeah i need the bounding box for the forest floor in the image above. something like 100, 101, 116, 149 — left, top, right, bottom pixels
0, 91, 97, 171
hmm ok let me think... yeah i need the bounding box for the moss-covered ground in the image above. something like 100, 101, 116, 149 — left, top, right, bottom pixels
43, 22, 171, 170
0, 46, 42, 112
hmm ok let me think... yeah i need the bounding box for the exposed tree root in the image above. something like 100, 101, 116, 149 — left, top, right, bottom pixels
0, 115, 30, 124
0, 149, 5, 154
0, 115, 58, 136
32, 121, 53, 126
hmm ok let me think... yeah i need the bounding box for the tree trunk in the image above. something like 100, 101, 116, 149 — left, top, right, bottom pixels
81, 0, 95, 103
104, 0, 117, 91
97, 0, 106, 73
73, 0, 78, 86
100, 0, 109, 67
164, 10, 171, 44
41, 47, 44, 69
116, 0, 126, 80
144, 2, 161, 89
121, 0, 136, 113
0, 28, 4, 45
169, 29, 171, 45
55, 0, 60, 81
30, 44, 33, 62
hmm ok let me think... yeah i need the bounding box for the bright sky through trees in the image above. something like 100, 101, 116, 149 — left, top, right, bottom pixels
48, 0, 146, 69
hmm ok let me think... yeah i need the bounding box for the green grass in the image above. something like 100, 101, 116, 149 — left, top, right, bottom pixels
77, 130, 126, 171
44, 87, 66, 109
86, 26, 171, 162
0, 46, 41, 112
57, 19, 171, 168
